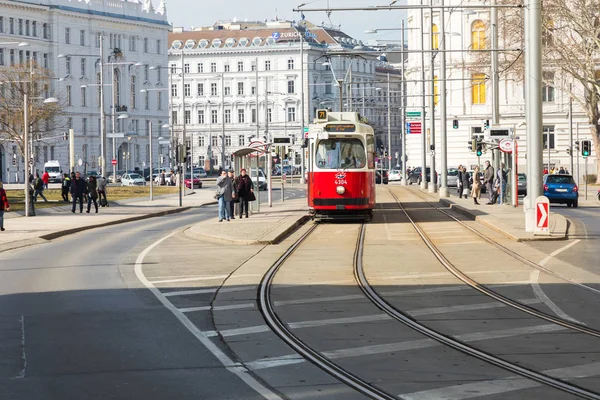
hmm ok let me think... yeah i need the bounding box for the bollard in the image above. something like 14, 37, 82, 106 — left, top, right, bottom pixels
281, 180, 285, 202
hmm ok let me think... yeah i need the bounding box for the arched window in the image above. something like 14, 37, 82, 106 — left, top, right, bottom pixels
130, 76, 136, 109
472, 73, 486, 104
432, 24, 439, 50
471, 20, 486, 50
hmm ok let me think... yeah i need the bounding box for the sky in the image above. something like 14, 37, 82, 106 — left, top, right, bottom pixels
166, 0, 407, 43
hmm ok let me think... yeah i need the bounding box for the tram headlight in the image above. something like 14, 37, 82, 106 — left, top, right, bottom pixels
336, 185, 346, 195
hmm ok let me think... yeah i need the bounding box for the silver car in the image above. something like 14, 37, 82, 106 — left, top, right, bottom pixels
447, 167, 460, 187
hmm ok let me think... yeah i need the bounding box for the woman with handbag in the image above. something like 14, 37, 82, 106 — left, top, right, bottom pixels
236, 168, 254, 219
471, 166, 482, 205
228, 170, 238, 219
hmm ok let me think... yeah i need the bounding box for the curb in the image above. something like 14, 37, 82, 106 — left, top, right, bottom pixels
439, 198, 568, 242
185, 214, 310, 245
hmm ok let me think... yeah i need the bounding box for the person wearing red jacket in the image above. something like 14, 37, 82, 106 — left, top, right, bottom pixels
42, 171, 50, 189
0, 182, 10, 231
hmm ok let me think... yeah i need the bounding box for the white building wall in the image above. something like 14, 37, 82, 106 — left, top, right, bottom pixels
0, 0, 169, 182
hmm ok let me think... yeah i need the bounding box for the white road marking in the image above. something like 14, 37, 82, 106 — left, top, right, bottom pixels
528, 239, 583, 324
17, 315, 26, 379
150, 275, 230, 284
134, 231, 281, 400
248, 324, 566, 370
385, 269, 528, 281
206, 299, 540, 338
163, 286, 256, 297
398, 361, 600, 400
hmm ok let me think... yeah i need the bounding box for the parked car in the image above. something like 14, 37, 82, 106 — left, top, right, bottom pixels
376, 170, 389, 184
388, 168, 403, 182
517, 173, 527, 195
121, 173, 145, 186
86, 170, 101, 179
193, 167, 208, 178
544, 174, 578, 207
184, 174, 203, 189
282, 165, 293, 176
447, 167, 460, 187
250, 168, 268, 190
408, 167, 438, 185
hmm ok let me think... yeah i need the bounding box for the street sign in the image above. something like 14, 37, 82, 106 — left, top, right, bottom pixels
388, 156, 392, 160
78, 159, 83, 166
407, 122, 422, 134
282, 173, 287, 182
158, 140, 170, 145
499, 138, 514, 153
249, 140, 266, 157
107, 133, 125, 138
534, 196, 550, 235
406, 109, 421, 121
303, 126, 309, 138
111, 159, 117, 166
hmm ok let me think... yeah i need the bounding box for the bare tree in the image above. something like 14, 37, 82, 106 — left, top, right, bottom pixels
0, 63, 65, 160
487, 0, 600, 182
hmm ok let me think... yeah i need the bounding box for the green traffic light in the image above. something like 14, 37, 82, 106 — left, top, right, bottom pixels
476, 151, 482, 156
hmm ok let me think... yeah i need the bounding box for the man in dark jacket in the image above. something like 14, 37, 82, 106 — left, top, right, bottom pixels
483, 161, 495, 204
70, 172, 87, 213
33, 173, 48, 202
236, 168, 254, 218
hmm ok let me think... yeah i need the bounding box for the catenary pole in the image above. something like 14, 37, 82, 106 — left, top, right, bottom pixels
300, 29, 306, 184
99, 35, 106, 178
428, 9, 437, 194
420, 1, 428, 190
149, 120, 153, 201
439, 0, 448, 198
401, 20, 407, 186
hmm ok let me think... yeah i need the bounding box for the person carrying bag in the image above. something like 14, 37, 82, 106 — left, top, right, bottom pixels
236, 168, 255, 218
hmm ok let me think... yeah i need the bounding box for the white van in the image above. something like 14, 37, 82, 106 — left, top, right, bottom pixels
43, 160, 62, 183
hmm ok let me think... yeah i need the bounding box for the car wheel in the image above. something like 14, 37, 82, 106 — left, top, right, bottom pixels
573, 199, 578, 208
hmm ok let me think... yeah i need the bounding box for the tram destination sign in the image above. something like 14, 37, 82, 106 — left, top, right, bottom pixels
324, 123, 356, 132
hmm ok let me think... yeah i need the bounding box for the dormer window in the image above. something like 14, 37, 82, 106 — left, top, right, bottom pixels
238, 37, 249, 47
184, 40, 196, 49
225, 38, 236, 47
211, 38, 222, 48
199, 39, 210, 49
252, 37, 263, 46
265, 37, 276, 46
171, 40, 183, 50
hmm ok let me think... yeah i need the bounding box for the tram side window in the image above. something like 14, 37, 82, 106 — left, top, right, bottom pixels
315, 138, 366, 169
366, 134, 375, 169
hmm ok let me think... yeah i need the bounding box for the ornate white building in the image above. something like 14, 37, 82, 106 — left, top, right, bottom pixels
405, 2, 597, 177
0, 0, 170, 182
167, 20, 403, 173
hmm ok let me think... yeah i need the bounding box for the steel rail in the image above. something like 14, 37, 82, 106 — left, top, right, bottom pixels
354, 221, 600, 400
257, 223, 398, 400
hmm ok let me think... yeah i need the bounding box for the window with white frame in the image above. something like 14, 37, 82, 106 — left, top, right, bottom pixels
542, 125, 555, 149
144, 38, 149, 53
238, 109, 245, 123
80, 58, 86, 76
210, 62, 217, 72
131, 76, 137, 108
144, 91, 149, 110
239, 135, 245, 146
211, 109, 218, 124
224, 64, 230, 72
198, 62, 203, 73
225, 135, 231, 146
82, 118, 87, 135
157, 92, 162, 110
542, 71, 555, 102
66, 85, 72, 105
265, 60, 271, 70
287, 107, 296, 122
211, 83, 217, 96
212, 136, 218, 147
198, 136, 205, 147
224, 86, 231, 96
156, 39, 161, 54
237, 61, 244, 72
251, 108, 257, 123
184, 63, 190, 73
287, 80, 295, 94
251, 84, 256, 95
81, 86, 87, 107
237, 82, 244, 95
288, 59, 294, 70
80, 29, 85, 46
198, 110, 205, 124
225, 109, 231, 123
267, 108, 272, 122
184, 110, 191, 124
184, 83, 191, 97
171, 84, 177, 97
197, 83, 204, 96
65, 27, 70, 44
65, 56, 71, 74
172, 110, 178, 124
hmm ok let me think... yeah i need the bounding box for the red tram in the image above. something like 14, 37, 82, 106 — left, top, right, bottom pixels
307, 110, 376, 221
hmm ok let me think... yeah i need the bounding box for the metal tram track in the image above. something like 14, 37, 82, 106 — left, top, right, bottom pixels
257, 222, 398, 400
393, 188, 600, 339
353, 223, 600, 400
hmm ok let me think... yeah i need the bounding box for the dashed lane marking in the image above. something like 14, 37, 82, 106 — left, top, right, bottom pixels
163, 286, 256, 297
398, 361, 600, 400
203, 298, 541, 338
248, 323, 567, 370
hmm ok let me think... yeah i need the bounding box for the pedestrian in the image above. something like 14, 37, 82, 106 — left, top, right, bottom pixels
460, 166, 471, 199
228, 169, 238, 219
543, 168, 548, 175
483, 161, 495, 204
471, 166, 482, 205
175, 170, 181, 188
559, 166, 565, 174
86, 176, 99, 213
0, 182, 10, 231
42, 170, 50, 189
70, 171, 86, 213
169, 170, 176, 186
97, 175, 108, 206
160, 171, 166, 186
457, 165, 463, 197
236, 168, 254, 218
216, 170, 234, 222
33, 173, 48, 202
495, 162, 507, 204
61, 173, 71, 202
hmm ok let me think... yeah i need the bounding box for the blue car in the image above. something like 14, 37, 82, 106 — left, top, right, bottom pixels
543, 174, 578, 207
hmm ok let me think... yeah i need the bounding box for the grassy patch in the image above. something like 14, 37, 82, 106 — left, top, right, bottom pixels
5, 186, 179, 212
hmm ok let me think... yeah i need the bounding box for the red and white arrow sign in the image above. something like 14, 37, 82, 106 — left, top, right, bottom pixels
537, 203, 548, 228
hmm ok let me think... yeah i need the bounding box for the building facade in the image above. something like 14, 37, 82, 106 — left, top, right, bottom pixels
404, 1, 598, 178
0, 0, 170, 183
167, 20, 404, 173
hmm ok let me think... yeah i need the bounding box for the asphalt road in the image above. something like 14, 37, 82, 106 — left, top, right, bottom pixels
0, 207, 265, 400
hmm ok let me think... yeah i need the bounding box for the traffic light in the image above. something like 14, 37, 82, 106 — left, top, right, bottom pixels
566, 148, 571, 156
177, 144, 186, 163
12, 155, 16, 166
429, 144, 435, 151
453, 119, 459, 129
476, 142, 483, 157
483, 120, 490, 129
581, 140, 591, 157
470, 139, 477, 152
185, 143, 191, 162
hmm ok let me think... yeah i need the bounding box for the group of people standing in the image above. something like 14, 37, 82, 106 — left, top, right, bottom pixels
61, 172, 108, 214
215, 168, 255, 222
457, 160, 508, 206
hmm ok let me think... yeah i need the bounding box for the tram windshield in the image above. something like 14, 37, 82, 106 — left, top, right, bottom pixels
315, 138, 366, 169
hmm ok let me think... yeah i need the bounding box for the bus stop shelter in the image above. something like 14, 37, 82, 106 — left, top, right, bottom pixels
232, 146, 266, 214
